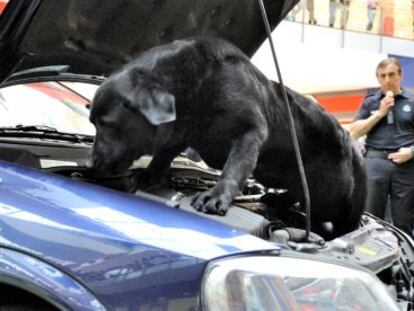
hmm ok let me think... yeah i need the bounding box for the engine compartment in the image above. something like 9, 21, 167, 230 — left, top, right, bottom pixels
1, 141, 414, 308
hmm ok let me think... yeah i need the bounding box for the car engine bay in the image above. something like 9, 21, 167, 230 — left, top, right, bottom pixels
1, 140, 414, 309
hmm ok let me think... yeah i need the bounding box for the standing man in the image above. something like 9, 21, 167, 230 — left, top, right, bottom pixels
286, 0, 317, 25
329, 0, 351, 28
307, 0, 317, 25
349, 58, 414, 235
366, 0, 378, 31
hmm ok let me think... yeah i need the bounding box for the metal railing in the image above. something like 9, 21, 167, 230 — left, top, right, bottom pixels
286, 0, 414, 40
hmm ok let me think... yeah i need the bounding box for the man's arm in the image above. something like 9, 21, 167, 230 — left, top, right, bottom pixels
349, 95, 394, 139
349, 111, 385, 139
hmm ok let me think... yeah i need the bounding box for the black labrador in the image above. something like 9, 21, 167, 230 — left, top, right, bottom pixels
89, 37, 366, 238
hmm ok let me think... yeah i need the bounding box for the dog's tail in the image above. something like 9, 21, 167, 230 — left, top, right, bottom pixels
351, 143, 367, 219
338, 142, 367, 236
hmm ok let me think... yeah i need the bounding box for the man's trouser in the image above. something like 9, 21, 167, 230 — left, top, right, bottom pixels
365, 152, 414, 235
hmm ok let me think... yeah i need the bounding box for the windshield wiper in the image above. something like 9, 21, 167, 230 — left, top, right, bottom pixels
0, 125, 94, 143
15, 124, 59, 132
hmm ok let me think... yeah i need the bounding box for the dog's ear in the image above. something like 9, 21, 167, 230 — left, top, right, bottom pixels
143, 88, 176, 125
124, 87, 176, 126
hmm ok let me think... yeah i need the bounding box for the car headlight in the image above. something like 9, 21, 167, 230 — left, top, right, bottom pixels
203, 256, 400, 310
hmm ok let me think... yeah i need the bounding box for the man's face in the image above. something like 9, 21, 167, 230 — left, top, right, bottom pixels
376, 63, 402, 95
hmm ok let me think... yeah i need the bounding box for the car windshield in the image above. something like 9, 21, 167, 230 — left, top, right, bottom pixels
0, 81, 96, 136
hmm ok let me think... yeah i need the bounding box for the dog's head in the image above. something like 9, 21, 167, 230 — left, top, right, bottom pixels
88, 69, 176, 175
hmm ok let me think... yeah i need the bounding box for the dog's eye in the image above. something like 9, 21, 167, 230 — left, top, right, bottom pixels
98, 117, 114, 127
100, 120, 125, 135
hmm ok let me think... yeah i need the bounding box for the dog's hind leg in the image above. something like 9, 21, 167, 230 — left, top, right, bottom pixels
333, 149, 367, 237
192, 128, 267, 215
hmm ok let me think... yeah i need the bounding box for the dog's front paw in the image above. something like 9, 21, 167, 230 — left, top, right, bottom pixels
191, 190, 231, 216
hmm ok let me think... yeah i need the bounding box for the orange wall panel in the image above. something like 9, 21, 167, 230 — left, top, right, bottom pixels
314, 93, 367, 125
0, 3, 6, 15
315, 94, 365, 113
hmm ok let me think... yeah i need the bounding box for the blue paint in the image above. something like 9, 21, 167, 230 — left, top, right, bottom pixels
0, 160, 276, 309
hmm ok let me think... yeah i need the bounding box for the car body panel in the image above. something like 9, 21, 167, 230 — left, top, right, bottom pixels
0, 248, 106, 310
0, 160, 276, 308
0, 0, 299, 83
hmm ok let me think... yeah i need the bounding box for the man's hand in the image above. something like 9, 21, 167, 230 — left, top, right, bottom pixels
388, 147, 414, 164
378, 93, 395, 117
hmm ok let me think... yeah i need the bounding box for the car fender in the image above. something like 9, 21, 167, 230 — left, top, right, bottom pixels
0, 247, 106, 311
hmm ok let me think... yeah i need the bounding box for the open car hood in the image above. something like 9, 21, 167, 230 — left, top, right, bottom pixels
0, 0, 298, 84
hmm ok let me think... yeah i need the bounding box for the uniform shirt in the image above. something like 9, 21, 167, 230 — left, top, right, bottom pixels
355, 88, 414, 150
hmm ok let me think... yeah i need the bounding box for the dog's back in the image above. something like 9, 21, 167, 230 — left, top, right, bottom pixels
254, 83, 366, 236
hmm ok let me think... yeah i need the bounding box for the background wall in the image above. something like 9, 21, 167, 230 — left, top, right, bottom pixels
252, 19, 414, 124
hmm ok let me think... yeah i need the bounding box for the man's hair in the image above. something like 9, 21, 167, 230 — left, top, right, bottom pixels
376, 57, 402, 76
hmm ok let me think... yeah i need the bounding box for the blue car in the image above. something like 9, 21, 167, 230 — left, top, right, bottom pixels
0, 0, 413, 310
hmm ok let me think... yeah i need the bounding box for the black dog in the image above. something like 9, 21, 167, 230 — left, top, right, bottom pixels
89, 37, 366, 238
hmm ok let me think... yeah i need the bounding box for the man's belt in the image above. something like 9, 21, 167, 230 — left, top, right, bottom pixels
366, 149, 397, 159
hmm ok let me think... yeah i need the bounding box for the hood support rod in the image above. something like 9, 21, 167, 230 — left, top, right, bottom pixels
256, 0, 312, 241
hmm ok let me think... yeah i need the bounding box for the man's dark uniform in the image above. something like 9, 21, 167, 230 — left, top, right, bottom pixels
355, 89, 414, 234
